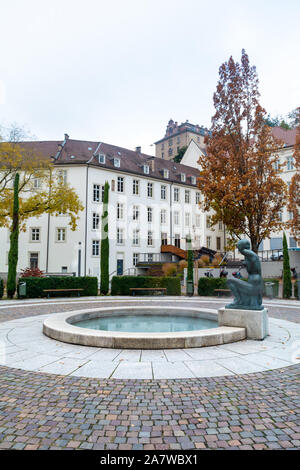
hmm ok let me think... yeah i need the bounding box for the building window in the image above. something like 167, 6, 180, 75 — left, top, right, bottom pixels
196, 192, 201, 204
174, 211, 179, 225
168, 148, 173, 157
169, 139, 173, 146
147, 207, 153, 223
174, 187, 180, 202
175, 234, 181, 248
287, 156, 294, 171
117, 228, 124, 245
114, 158, 120, 167
56, 228, 66, 242
143, 165, 150, 174
30, 228, 40, 242
133, 253, 139, 266
147, 182, 153, 198
58, 170, 67, 185
161, 232, 168, 246
147, 230, 153, 246
160, 209, 167, 224
206, 236, 211, 249
33, 177, 41, 189
133, 205, 139, 221
216, 237, 221, 251
133, 179, 139, 195
185, 190, 190, 203
98, 154, 105, 164
93, 184, 104, 202
92, 240, 100, 256
191, 176, 196, 185
163, 169, 169, 178
185, 213, 190, 226
195, 214, 201, 227
218, 221, 223, 230
206, 216, 211, 228
29, 252, 39, 269
161, 185, 166, 200
133, 229, 140, 246
117, 177, 124, 193
117, 203, 123, 220
92, 213, 100, 230
181, 173, 186, 182
177, 136, 180, 144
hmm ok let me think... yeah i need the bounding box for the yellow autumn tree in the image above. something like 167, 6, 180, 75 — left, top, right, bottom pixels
0, 125, 84, 230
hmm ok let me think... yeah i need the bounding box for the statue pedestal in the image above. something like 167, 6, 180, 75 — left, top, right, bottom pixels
218, 307, 269, 340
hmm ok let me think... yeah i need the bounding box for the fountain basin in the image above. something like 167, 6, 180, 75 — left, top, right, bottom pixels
43, 306, 246, 349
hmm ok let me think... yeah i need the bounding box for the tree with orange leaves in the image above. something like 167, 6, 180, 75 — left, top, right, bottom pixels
287, 111, 300, 242
198, 50, 287, 253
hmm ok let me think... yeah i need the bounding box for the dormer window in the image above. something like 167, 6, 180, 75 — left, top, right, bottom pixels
191, 176, 196, 185
114, 158, 120, 168
143, 164, 150, 174
98, 154, 106, 164
181, 173, 186, 182
163, 169, 169, 179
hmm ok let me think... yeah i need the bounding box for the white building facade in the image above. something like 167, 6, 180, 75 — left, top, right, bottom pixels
0, 137, 224, 279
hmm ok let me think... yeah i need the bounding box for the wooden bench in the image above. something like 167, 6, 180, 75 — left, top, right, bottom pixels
42, 288, 84, 298
129, 287, 167, 296
214, 289, 231, 297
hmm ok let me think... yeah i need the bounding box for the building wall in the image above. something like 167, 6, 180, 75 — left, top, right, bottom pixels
155, 132, 206, 159
0, 163, 225, 280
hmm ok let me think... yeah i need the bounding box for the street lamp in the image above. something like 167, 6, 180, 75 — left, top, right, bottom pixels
78, 242, 82, 277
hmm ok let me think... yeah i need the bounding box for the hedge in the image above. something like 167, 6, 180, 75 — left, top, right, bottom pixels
17, 276, 98, 298
0, 278, 3, 299
198, 277, 281, 297
198, 277, 228, 296
111, 276, 181, 296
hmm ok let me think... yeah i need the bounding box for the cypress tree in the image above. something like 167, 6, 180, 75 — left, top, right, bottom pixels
7, 173, 20, 299
100, 181, 110, 294
282, 232, 292, 298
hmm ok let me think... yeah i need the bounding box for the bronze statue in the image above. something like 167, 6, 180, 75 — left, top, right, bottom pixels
226, 239, 264, 310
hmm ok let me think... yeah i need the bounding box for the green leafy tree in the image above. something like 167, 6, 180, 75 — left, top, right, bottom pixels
282, 232, 292, 299
100, 181, 110, 294
7, 173, 20, 298
173, 146, 188, 163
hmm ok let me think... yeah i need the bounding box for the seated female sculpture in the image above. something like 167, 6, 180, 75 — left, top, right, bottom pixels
226, 239, 264, 310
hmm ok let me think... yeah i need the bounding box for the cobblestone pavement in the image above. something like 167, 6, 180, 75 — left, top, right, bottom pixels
0, 297, 299, 450
0, 364, 299, 450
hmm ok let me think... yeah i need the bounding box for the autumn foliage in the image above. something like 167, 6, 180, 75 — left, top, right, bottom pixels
198, 50, 287, 252
287, 112, 300, 242
0, 127, 84, 230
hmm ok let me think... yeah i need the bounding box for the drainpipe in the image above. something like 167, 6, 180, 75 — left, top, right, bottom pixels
84, 165, 89, 276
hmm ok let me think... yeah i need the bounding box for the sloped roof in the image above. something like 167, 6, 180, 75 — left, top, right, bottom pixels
271, 127, 297, 146
18, 138, 200, 186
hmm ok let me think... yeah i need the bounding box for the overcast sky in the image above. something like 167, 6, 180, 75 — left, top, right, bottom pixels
0, 0, 299, 155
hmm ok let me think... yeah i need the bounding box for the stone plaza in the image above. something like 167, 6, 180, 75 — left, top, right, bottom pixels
0, 296, 299, 450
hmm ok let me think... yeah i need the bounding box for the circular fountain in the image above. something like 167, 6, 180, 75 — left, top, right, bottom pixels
43, 305, 246, 349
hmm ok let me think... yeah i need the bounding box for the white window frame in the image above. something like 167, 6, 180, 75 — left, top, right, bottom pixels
160, 209, 167, 225
147, 182, 153, 198
117, 203, 124, 220
92, 240, 100, 256
56, 227, 66, 242
147, 207, 153, 223
174, 187, 180, 202
133, 179, 140, 195
161, 185, 166, 200
98, 154, 106, 164
92, 212, 100, 230
181, 173, 186, 182
114, 158, 120, 168
132, 229, 140, 246
117, 227, 124, 245
143, 165, 150, 174
30, 227, 40, 242
117, 177, 124, 193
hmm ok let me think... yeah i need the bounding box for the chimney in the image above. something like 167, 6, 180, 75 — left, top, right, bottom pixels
148, 157, 155, 172
64, 133, 69, 141
135, 146, 141, 153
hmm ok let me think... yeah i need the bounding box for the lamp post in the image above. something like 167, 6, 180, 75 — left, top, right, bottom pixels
78, 242, 82, 277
